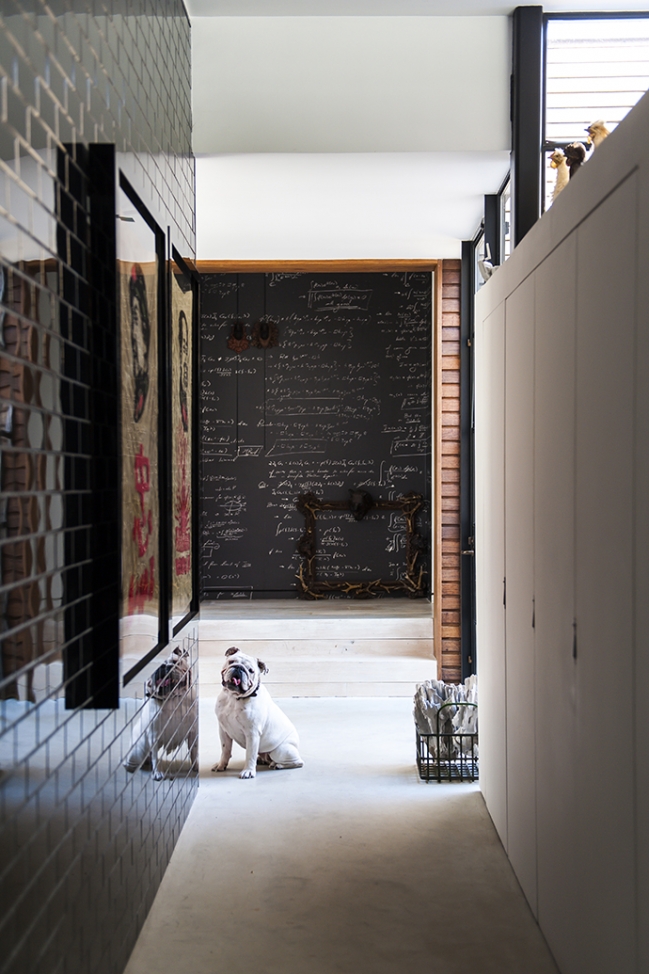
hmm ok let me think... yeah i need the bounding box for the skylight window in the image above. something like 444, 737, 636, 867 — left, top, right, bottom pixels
544, 16, 649, 209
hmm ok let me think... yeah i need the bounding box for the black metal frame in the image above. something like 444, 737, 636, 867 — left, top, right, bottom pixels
86, 144, 120, 708
170, 246, 200, 637
483, 194, 501, 268
472, 223, 485, 292
118, 173, 169, 685
497, 173, 511, 263
416, 702, 479, 783
63, 144, 121, 709
460, 241, 477, 680
511, 5, 544, 246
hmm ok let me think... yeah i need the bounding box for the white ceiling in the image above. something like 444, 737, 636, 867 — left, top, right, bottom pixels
186, 1, 649, 15
196, 152, 510, 260
189, 3, 648, 260
192, 16, 510, 154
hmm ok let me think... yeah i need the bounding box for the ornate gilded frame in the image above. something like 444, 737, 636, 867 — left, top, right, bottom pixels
295, 490, 427, 599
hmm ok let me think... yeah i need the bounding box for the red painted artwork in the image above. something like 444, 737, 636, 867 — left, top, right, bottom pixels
175, 431, 191, 576
128, 445, 155, 613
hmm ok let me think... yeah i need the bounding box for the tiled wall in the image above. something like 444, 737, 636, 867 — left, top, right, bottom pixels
0, 3, 197, 974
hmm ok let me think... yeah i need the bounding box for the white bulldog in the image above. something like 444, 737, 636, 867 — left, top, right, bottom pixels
212, 647, 304, 779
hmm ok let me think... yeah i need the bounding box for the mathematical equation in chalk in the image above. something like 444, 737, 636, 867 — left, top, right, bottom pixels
199, 271, 432, 591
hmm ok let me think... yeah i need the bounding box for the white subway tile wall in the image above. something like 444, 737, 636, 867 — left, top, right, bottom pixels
0, 3, 197, 974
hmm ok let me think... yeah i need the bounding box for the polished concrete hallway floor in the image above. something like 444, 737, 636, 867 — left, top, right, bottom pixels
124, 698, 559, 974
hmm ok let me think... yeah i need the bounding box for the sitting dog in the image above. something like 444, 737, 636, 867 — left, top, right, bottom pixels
123, 646, 198, 780
212, 647, 303, 779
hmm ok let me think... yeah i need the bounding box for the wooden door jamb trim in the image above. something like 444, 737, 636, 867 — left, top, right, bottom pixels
198, 258, 441, 657
433, 265, 443, 674
196, 260, 440, 274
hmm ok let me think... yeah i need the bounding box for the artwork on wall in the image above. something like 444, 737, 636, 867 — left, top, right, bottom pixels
200, 271, 432, 598
251, 319, 279, 349
227, 320, 249, 353
170, 249, 199, 633
296, 490, 427, 599
117, 173, 167, 679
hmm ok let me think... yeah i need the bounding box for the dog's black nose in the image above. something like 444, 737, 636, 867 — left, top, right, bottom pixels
228, 665, 246, 687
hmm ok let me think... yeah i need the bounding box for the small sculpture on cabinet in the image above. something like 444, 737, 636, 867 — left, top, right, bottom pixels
549, 149, 569, 203
564, 142, 587, 179
585, 120, 610, 150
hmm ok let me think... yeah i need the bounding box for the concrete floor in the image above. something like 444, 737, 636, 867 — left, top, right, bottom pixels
124, 698, 559, 974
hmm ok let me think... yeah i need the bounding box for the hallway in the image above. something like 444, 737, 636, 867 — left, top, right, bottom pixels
124, 698, 558, 974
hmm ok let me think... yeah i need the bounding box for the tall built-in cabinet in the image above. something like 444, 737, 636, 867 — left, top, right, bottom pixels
475, 90, 649, 974
474, 303, 507, 841
533, 234, 579, 974
504, 276, 537, 914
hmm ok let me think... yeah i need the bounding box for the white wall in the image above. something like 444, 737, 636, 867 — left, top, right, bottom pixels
475, 90, 649, 974
191, 14, 510, 260
187, 1, 649, 12
192, 17, 511, 153
195, 151, 509, 260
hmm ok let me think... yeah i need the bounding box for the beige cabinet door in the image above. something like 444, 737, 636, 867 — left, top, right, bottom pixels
534, 231, 579, 971
475, 298, 507, 845
574, 172, 637, 974
504, 275, 537, 914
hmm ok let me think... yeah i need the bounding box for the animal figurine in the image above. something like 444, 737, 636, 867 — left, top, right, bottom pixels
227, 320, 249, 354
348, 488, 374, 521
564, 142, 587, 179
478, 242, 494, 282
585, 120, 610, 149
549, 149, 569, 203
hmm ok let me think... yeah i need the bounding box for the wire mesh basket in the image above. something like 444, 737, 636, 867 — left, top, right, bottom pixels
416, 701, 478, 782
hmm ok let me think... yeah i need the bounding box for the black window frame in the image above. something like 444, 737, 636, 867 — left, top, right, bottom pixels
542, 11, 649, 212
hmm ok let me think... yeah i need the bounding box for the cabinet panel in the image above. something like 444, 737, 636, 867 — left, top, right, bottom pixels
504, 276, 537, 914
534, 234, 579, 972
575, 174, 637, 973
475, 301, 507, 845
635, 162, 649, 974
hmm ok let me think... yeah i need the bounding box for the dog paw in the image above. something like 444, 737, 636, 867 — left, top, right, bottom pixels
239, 769, 256, 779
152, 770, 164, 781
212, 763, 227, 772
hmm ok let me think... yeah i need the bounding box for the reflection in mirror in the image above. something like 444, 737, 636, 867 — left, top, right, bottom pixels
0, 139, 61, 700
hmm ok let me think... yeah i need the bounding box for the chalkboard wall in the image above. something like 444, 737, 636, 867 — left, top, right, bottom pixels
200, 272, 432, 598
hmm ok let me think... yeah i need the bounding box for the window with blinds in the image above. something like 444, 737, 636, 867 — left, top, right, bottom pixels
544, 16, 649, 210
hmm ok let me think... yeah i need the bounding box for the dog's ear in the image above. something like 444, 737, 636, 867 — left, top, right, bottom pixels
257, 659, 268, 675
225, 646, 239, 658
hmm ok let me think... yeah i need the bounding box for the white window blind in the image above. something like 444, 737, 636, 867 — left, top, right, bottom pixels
544, 17, 649, 208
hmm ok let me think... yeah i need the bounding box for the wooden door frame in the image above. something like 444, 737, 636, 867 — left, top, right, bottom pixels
196, 259, 444, 675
